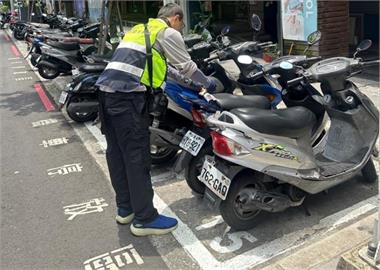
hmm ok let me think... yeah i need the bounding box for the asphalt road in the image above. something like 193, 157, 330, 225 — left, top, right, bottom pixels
1, 29, 379, 270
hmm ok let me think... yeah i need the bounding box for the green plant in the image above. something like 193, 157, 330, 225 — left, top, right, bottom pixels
0, 4, 9, 13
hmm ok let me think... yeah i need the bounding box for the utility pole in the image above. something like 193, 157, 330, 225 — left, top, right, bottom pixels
10, 0, 14, 12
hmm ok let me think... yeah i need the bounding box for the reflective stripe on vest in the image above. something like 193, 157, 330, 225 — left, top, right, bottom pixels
96, 19, 168, 92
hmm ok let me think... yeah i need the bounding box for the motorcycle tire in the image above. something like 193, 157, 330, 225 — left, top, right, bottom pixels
184, 145, 213, 195
361, 157, 378, 183
38, 64, 60, 79
66, 102, 98, 123
219, 172, 265, 231
151, 146, 177, 165
13, 29, 25, 40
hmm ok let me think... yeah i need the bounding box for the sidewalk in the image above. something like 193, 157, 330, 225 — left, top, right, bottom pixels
6, 28, 380, 270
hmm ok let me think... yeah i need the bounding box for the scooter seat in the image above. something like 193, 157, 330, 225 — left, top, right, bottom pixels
230, 106, 316, 138
79, 63, 107, 73
213, 93, 271, 110
47, 40, 80, 51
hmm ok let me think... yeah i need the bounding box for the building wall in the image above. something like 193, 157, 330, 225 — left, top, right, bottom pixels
317, 1, 350, 58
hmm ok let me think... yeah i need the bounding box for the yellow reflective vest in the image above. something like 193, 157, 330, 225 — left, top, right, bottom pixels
96, 18, 168, 92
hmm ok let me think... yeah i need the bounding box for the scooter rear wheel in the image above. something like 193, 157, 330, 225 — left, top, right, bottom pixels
66, 97, 98, 123
13, 29, 25, 40
151, 146, 177, 165
220, 172, 265, 230
184, 145, 213, 195
38, 64, 60, 79
362, 157, 378, 183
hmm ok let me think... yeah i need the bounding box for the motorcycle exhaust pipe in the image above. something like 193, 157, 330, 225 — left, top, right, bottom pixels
37, 60, 60, 70
238, 188, 304, 213
67, 100, 99, 114
149, 127, 183, 148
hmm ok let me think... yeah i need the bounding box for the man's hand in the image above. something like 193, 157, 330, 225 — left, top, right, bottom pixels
198, 87, 208, 96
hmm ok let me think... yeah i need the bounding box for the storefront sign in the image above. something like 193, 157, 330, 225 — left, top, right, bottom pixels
281, 0, 317, 41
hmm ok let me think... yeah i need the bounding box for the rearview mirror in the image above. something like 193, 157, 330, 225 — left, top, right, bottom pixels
307, 30, 321, 45
237, 55, 253, 65
250, 14, 262, 32
354, 39, 372, 58
357, 39, 372, 52
221, 25, 230, 36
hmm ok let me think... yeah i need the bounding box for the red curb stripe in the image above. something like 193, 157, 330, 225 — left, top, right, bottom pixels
11, 45, 21, 57
4, 34, 10, 41
34, 83, 55, 112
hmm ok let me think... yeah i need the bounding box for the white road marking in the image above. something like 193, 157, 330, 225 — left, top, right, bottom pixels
12, 66, 26, 69
84, 245, 144, 269
5, 29, 47, 82
157, 194, 377, 269
40, 137, 69, 148
47, 163, 83, 177
84, 122, 107, 150
63, 198, 108, 221
8, 57, 20, 60
196, 215, 224, 231
13, 71, 28, 74
209, 232, 258, 254
15, 77, 33, 81
32, 118, 59, 127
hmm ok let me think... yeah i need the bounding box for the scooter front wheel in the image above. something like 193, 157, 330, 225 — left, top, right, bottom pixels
362, 157, 378, 183
220, 172, 265, 231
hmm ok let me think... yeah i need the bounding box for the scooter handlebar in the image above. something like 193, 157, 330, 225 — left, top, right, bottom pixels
362, 60, 380, 67
287, 76, 304, 87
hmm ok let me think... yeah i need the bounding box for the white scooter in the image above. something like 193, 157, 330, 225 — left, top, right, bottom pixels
200, 40, 379, 230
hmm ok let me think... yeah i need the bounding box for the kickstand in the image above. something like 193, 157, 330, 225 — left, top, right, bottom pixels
303, 203, 311, 216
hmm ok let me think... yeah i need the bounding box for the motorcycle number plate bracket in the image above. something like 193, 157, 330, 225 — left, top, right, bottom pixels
179, 130, 206, 156
198, 159, 231, 200
58, 91, 69, 104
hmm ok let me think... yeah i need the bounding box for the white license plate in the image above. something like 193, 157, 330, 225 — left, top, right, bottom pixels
58, 91, 69, 104
72, 68, 79, 76
198, 158, 231, 200
179, 130, 206, 156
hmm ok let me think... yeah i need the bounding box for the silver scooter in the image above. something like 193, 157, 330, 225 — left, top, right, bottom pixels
200, 40, 379, 230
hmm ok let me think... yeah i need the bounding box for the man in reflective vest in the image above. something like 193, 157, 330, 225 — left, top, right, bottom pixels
96, 3, 215, 236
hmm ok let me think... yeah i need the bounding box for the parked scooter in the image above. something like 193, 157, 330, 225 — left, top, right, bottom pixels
199, 40, 379, 230
177, 51, 327, 195
59, 62, 107, 122
0, 12, 11, 29
35, 38, 100, 79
